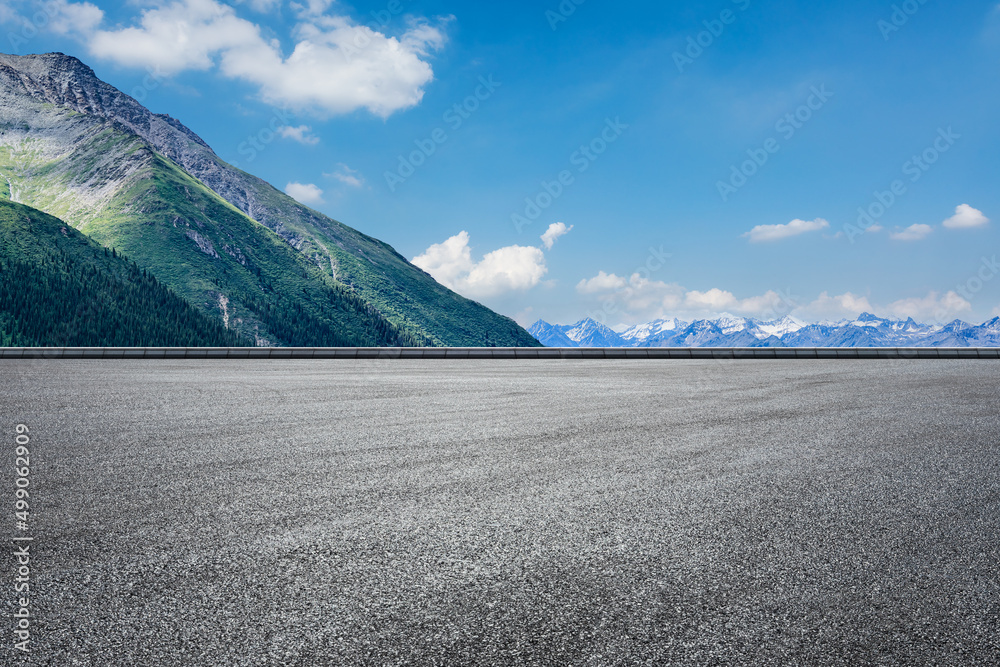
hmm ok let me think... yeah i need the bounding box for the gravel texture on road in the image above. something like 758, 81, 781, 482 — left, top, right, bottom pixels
2, 360, 999, 666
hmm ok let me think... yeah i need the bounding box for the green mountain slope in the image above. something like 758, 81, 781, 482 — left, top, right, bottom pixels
0, 199, 246, 347
0, 118, 428, 347
0, 52, 540, 347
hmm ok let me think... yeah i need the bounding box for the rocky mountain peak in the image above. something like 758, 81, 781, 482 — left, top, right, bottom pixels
0, 51, 96, 80
0, 51, 212, 154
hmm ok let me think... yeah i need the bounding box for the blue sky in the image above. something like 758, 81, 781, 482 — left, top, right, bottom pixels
3, 0, 999, 327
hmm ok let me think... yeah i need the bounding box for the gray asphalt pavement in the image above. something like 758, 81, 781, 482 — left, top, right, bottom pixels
2, 360, 999, 665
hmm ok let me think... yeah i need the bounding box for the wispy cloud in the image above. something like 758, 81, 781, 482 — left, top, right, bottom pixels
235, 0, 281, 12
743, 218, 829, 243
890, 223, 932, 241
324, 163, 365, 188
277, 125, 319, 145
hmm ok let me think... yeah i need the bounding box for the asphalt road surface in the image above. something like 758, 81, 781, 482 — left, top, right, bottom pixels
2, 360, 999, 666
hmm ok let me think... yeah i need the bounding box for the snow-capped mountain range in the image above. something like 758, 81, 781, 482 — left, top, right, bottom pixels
528, 314, 1000, 348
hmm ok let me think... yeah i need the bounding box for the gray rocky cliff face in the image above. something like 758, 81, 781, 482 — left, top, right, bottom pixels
0, 61, 155, 225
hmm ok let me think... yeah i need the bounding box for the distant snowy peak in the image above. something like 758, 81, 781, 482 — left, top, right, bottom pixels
527, 320, 575, 348
529, 312, 1000, 348
893, 317, 926, 333
978, 317, 1000, 334
620, 318, 686, 342
941, 319, 973, 332
849, 312, 891, 328
565, 318, 626, 347
531, 318, 625, 348
754, 316, 807, 339
714, 314, 754, 335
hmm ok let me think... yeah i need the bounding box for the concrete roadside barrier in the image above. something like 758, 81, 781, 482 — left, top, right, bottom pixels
2, 347, 999, 359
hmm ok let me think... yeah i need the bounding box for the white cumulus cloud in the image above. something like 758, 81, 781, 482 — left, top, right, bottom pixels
743, 218, 829, 243
733, 291, 790, 315
1, 1, 104, 37
88, 0, 259, 74
576, 271, 794, 322
221, 14, 449, 118
41, 0, 448, 117
942, 204, 989, 229
682, 288, 788, 316
792, 292, 875, 322
412, 231, 548, 299
890, 223, 933, 241
682, 288, 740, 312
576, 271, 627, 294
540, 222, 573, 250
285, 182, 324, 205
622, 276, 686, 315
885, 291, 971, 322
792, 290, 970, 323
44, 0, 103, 36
